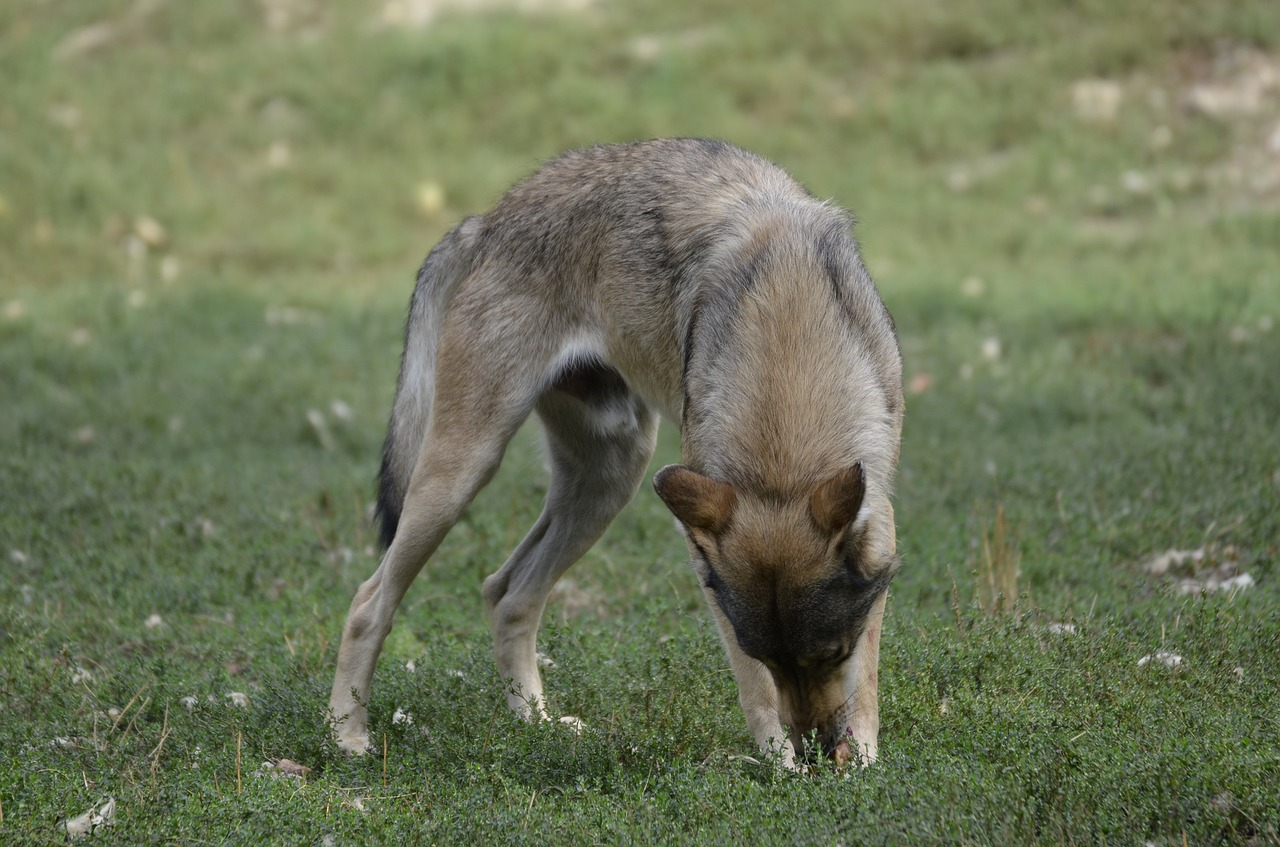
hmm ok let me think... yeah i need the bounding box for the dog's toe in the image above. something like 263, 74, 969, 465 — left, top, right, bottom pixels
558, 715, 585, 735
336, 733, 372, 755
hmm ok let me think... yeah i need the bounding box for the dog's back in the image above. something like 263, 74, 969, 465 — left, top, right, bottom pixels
376, 139, 901, 544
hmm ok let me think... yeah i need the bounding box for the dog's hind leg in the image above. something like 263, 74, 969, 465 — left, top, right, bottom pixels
481, 364, 659, 721
329, 329, 548, 754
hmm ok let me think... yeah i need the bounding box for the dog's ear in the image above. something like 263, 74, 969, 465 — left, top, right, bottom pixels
810, 463, 866, 536
653, 465, 736, 535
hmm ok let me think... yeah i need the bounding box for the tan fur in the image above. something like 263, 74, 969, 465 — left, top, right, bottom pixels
329, 139, 903, 768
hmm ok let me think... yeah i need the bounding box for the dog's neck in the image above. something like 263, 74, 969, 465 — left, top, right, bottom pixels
678, 233, 899, 503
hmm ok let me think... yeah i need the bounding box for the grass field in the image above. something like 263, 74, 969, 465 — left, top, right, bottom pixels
3, 0, 1280, 843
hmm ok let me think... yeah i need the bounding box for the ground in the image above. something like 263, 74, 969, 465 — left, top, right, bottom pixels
1, 0, 1278, 843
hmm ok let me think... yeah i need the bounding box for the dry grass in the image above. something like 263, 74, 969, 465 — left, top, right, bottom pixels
978, 504, 1022, 615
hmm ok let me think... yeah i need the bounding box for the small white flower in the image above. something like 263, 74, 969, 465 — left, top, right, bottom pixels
1046, 623, 1078, 635
226, 691, 250, 708
144, 613, 164, 629
392, 707, 414, 726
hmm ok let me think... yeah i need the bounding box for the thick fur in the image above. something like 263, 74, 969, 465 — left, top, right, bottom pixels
330, 138, 904, 768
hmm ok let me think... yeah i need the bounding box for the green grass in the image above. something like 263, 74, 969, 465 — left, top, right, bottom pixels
3, 0, 1280, 843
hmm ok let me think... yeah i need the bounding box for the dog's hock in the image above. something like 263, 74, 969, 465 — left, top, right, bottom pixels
809, 462, 866, 536
652, 465, 736, 534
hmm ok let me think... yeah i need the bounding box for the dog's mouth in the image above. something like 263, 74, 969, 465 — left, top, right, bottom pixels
792, 725, 856, 768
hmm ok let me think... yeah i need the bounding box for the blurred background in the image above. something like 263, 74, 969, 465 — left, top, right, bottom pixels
2, 2, 1280, 840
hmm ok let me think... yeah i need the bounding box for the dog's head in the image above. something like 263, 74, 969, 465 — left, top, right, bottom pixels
654, 462, 897, 763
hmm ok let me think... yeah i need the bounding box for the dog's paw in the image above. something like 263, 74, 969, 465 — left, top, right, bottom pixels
558, 715, 585, 735
335, 733, 372, 756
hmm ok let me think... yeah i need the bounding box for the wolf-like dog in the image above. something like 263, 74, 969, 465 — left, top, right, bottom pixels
329, 138, 904, 768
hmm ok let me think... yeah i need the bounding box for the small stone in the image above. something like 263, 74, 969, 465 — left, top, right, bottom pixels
65, 797, 115, 837
9, 549, 28, 565
1071, 79, 1122, 123
416, 182, 446, 217
69, 327, 92, 347
907, 372, 933, 395
144, 613, 164, 629
1138, 650, 1182, 669
946, 169, 972, 193
226, 691, 250, 708
980, 337, 1001, 362
134, 216, 167, 248
275, 758, 312, 779
1120, 170, 1151, 195
180, 695, 198, 711
159, 255, 181, 282
3, 301, 25, 320
74, 425, 97, 445
960, 276, 985, 298
267, 141, 292, 168
47, 103, 82, 129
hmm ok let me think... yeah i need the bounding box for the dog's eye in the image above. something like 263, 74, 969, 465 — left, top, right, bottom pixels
824, 646, 850, 666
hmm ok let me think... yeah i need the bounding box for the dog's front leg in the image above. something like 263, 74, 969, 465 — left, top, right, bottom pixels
843, 591, 886, 765
706, 602, 796, 768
